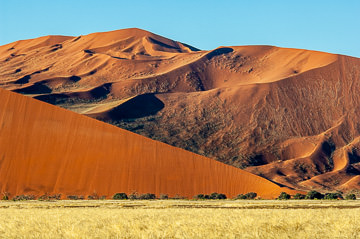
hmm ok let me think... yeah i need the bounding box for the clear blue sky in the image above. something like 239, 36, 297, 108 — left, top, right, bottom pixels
1, 0, 359, 57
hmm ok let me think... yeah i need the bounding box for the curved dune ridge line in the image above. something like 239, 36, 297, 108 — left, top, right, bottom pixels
0, 88, 297, 199
1, 28, 360, 193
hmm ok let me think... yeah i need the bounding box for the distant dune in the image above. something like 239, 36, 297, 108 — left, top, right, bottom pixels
1, 28, 359, 193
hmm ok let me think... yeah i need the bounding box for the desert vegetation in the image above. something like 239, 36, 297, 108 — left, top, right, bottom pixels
1, 190, 358, 201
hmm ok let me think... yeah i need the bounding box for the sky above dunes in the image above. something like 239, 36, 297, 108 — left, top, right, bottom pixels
1, 0, 359, 58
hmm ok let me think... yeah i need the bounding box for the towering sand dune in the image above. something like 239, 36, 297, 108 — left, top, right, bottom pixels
1, 28, 360, 193
0, 88, 294, 199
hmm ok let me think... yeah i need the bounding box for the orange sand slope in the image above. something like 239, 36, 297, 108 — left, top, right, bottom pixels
0, 88, 295, 199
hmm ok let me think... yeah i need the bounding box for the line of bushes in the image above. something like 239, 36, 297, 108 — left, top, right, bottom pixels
277, 191, 357, 200
1, 191, 358, 201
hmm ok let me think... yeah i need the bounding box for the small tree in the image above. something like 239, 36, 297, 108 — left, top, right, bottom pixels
345, 193, 356, 200
324, 193, 343, 200
235, 192, 257, 200
2, 192, 9, 200
129, 192, 139, 200
209, 193, 227, 200
194, 194, 207, 200
140, 193, 156, 200
235, 194, 247, 200
293, 193, 305, 199
245, 192, 257, 199
305, 190, 324, 199
159, 194, 168, 200
278, 192, 291, 200
113, 193, 128, 200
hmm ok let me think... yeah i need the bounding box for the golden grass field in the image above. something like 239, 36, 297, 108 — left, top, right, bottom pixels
0, 200, 360, 238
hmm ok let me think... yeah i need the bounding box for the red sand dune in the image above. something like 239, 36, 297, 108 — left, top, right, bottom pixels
0, 88, 296, 199
1, 28, 360, 193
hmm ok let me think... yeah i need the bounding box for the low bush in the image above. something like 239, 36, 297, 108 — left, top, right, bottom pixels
129, 192, 139, 200
38, 194, 61, 201
293, 193, 306, 199
87, 193, 100, 200
278, 192, 291, 200
324, 193, 343, 200
159, 194, 169, 200
138, 193, 156, 200
13, 195, 35, 201
305, 191, 324, 199
194, 194, 209, 200
345, 193, 356, 200
2, 193, 9, 200
128, 192, 156, 200
112, 193, 128, 200
67, 195, 84, 200
209, 193, 227, 200
245, 192, 257, 199
235, 192, 257, 200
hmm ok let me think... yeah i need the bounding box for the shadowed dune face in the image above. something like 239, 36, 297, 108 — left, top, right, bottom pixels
0, 28, 360, 193
0, 88, 296, 199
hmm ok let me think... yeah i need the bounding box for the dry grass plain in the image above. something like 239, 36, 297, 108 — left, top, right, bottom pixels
0, 200, 359, 238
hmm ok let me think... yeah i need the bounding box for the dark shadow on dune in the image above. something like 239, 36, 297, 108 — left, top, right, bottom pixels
89, 83, 112, 98
34, 93, 69, 105
148, 37, 181, 51
248, 154, 267, 166
50, 44, 62, 52
14, 75, 31, 84
69, 75, 81, 82
348, 149, 360, 165
108, 94, 164, 120
206, 47, 233, 59
14, 83, 52, 94
181, 42, 201, 51
88, 70, 97, 75
13, 67, 51, 84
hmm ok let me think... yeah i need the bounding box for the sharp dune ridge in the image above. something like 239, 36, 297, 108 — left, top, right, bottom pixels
1, 28, 360, 193
0, 88, 296, 199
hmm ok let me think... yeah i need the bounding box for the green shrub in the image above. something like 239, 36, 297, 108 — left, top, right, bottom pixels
324, 193, 343, 200
13, 195, 35, 201
345, 193, 356, 200
129, 192, 139, 200
138, 193, 156, 200
305, 190, 324, 199
67, 195, 84, 200
38, 194, 61, 201
87, 193, 100, 200
278, 192, 291, 200
159, 194, 169, 200
194, 194, 209, 200
235, 192, 258, 200
2, 193, 9, 200
112, 193, 128, 200
235, 194, 247, 200
293, 193, 305, 199
245, 192, 257, 199
209, 193, 227, 199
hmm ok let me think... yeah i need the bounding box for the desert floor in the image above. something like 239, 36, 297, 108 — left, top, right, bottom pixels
0, 200, 359, 238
